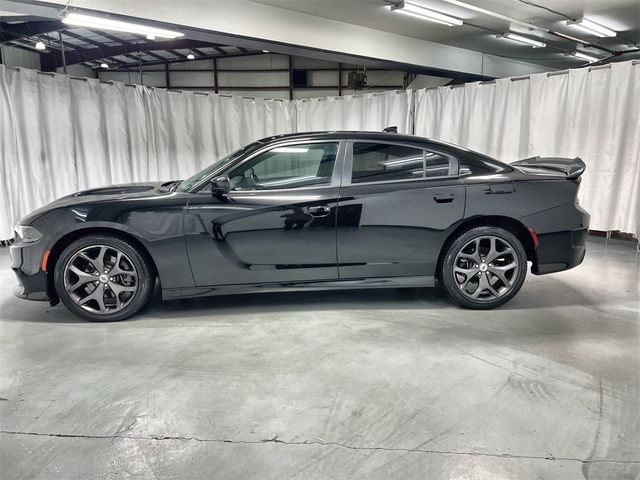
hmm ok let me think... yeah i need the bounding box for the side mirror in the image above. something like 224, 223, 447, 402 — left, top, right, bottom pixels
210, 175, 230, 195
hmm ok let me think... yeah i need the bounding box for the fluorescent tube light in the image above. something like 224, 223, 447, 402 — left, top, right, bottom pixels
566, 18, 616, 37
35, 41, 46, 50
62, 13, 184, 39
500, 32, 546, 48
389, 2, 462, 27
573, 51, 599, 63
438, 0, 591, 45
100, 62, 109, 69
187, 52, 195, 60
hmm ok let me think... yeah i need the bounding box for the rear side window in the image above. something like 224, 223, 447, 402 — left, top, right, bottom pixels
351, 142, 451, 184
424, 151, 453, 178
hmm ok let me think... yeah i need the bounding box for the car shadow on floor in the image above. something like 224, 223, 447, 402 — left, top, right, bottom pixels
0, 274, 597, 324
143, 275, 597, 320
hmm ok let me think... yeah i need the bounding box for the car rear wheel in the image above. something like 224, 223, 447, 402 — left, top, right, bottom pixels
54, 235, 154, 321
440, 226, 527, 309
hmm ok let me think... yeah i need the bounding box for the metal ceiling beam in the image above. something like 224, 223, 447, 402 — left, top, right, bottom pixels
95, 30, 133, 45
0, 20, 64, 43
122, 53, 144, 63
141, 50, 169, 62
109, 50, 266, 70
40, 38, 216, 70
59, 29, 104, 48
167, 49, 187, 60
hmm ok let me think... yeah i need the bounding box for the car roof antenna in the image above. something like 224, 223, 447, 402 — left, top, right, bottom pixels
383, 126, 398, 133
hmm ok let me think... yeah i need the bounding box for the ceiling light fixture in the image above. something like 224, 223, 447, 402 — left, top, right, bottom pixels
573, 51, 600, 63
437, 0, 596, 44
146, 34, 156, 40
62, 13, 184, 39
262, 49, 270, 53
500, 32, 546, 48
100, 62, 109, 69
186, 51, 195, 60
388, 2, 462, 27
35, 41, 46, 50
566, 18, 616, 38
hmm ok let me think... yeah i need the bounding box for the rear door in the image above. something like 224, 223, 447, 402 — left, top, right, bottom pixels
336, 140, 465, 279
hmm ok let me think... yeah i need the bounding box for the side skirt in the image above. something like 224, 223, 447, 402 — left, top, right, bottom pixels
162, 275, 436, 301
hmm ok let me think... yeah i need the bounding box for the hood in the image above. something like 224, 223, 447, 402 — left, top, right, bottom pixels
73, 183, 159, 196
18, 181, 178, 226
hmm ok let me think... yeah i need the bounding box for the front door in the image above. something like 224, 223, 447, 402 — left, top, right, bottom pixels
184, 141, 344, 286
337, 140, 465, 279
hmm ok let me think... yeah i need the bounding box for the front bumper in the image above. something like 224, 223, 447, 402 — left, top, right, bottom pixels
532, 227, 587, 275
10, 241, 50, 301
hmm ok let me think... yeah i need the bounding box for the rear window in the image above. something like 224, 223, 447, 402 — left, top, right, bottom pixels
351, 142, 451, 184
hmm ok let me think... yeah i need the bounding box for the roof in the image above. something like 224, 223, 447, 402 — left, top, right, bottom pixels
257, 131, 469, 151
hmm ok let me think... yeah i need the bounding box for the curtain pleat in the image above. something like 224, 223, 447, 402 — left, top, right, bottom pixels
415, 61, 640, 237
0, 67, 295, 239
1, 63, 638, 239
294, 90, 413, 133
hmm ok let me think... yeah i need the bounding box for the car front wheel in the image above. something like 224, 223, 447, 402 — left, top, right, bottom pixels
440, 226, 527, 309
54, 235, 155, 321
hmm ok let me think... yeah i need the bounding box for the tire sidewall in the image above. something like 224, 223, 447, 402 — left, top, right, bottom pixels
54, 235, 153, 321
441, 226, 527, 309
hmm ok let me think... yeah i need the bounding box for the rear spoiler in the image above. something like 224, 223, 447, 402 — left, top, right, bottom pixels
511, 156, 586, 179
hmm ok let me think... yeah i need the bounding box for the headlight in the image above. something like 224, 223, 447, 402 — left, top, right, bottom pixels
14, 224, 43, 243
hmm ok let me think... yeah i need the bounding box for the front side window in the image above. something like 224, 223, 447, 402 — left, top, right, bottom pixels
228, 142, 338, 190
351, 142, 452, 184
178, 142, 261, 192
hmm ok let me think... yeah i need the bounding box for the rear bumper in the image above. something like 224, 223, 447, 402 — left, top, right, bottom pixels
532, 227, 587, 275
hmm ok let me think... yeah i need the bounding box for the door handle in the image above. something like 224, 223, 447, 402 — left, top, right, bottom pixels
433, 193, 455, 204
308, 205, 331, 217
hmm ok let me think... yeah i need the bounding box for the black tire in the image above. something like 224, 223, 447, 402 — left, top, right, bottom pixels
54, 235, 155, 321
440, 226, 527, 309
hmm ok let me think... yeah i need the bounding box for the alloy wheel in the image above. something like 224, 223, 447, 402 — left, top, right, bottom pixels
452, 235, 520, 302
63, 244, 138, 314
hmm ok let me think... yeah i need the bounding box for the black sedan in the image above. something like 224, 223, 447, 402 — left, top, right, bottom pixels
10, 131, 589, 321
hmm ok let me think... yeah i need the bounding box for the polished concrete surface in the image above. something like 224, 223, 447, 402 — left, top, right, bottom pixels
1, 238, 639, 480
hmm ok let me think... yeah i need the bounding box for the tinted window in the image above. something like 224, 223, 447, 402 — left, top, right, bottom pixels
229, 143, 338, 190
424, 151, 452, 178
460, 152, 505, 176
351, 143, 424, 183
460, 162, 491, 176
178, 142, 261, 192
351, 143, 451, 183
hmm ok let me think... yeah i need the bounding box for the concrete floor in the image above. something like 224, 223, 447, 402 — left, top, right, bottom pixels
0, 238, 639, 480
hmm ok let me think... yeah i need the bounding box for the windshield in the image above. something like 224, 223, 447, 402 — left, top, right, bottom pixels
177, 142, 261, 192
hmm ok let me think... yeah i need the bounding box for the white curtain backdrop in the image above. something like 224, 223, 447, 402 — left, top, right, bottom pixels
0, 65, 295, 239
295, 90, 413, 133
2, 61, 638, 239
414, 60, 640, 237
